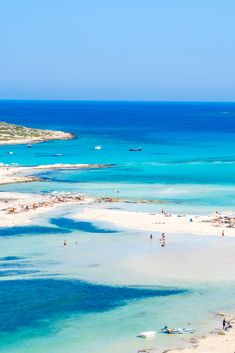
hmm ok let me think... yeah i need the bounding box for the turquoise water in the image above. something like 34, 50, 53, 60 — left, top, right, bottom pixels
1, 101, 235, 212
1, 101, 235, 352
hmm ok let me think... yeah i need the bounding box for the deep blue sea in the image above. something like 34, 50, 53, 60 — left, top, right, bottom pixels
1, 101, 235, 353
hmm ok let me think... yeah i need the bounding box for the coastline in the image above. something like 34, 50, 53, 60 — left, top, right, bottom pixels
0, 122, 75, 145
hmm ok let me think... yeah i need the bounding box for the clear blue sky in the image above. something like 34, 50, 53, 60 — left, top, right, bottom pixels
0, 0, 235, 101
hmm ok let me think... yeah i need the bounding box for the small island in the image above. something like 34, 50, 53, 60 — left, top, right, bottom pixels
0, 122, 75, 145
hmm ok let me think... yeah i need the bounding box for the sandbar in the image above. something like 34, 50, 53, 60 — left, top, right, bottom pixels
74, 207, 235, 237
0, 163, 114, 185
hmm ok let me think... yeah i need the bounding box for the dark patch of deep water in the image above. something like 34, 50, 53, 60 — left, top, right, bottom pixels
50, 218, 118, 233
0, 279, 187, 332
0, 225, 71, 237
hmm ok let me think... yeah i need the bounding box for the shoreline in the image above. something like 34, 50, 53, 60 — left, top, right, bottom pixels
167, 314, 235, 353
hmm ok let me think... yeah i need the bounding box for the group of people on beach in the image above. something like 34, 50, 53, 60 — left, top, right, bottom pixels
161, 208, 171, 217
149, 233, 166, 247
212, 210, 235, 229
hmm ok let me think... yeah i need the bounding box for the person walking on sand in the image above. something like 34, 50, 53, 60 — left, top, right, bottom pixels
64, 239, 67, 246
222, 230, 225, 237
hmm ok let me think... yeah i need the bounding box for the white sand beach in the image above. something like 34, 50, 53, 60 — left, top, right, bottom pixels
74, 207, 235, 237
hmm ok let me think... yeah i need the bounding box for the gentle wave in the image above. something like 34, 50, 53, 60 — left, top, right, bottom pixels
139, 160, 235, 166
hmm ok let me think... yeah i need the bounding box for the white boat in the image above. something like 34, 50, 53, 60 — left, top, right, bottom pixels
129, 147, 142, 152
54, 153, 64, 157
94, 145, 102, 150
27, 144, 32, 148
160, 327, 195, 334
8, 151, 14, 155
138, 331, 157, 338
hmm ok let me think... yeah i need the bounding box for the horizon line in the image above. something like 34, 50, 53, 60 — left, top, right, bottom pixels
0, 98, 235, 104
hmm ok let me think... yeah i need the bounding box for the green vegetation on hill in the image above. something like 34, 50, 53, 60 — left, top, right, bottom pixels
0, 122, 72, 144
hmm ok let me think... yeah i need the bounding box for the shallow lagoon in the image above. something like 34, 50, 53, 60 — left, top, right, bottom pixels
0, 212, 235, 352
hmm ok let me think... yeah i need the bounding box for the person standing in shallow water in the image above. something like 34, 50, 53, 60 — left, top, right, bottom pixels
150, 234, 153, 240
161, 233, 166, 247
64, 239, 67, 246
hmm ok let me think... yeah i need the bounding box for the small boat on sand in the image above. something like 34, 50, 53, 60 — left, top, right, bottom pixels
129, 147, 142, 152
160, 326, 195, 334
94, 145, 102, 150
137, 331, 157, 338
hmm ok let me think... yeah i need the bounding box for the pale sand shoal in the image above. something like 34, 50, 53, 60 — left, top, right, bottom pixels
0, 163, 113, 185
73, 207, 235, 237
